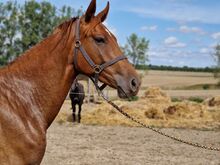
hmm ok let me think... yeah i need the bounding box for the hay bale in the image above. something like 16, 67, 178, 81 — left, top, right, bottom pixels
164, 101, 207, 119
144, 107, 165, 119
144, 87, 171, 104
205, 96, 220, 107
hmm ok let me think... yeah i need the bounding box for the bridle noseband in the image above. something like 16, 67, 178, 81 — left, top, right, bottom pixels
73, 19, 127, 91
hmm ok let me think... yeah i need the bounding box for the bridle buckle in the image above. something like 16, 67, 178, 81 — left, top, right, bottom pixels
75, 40, 81, 48
94, 65, 101, 74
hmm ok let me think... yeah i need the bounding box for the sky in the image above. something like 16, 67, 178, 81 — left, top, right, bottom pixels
2, 0, 220, 67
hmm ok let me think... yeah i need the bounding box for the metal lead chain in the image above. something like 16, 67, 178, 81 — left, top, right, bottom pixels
97, 89, 220, 152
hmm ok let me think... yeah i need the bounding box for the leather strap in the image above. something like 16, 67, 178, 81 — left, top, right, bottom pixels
75, 19, 80, 41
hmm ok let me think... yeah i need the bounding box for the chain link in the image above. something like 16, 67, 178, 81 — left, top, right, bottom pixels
98, 90, 220, 152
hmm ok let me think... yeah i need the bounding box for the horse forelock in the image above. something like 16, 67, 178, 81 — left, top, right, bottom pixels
83, 20, 117, 43
81, 17, 103, 37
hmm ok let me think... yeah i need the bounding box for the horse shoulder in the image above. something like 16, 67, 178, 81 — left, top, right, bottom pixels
0, 77, 47, 164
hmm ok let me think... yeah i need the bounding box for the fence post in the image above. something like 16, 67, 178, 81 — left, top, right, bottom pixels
87, 78, 91, 103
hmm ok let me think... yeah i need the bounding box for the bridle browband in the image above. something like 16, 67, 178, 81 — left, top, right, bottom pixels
73, 18, 127, 91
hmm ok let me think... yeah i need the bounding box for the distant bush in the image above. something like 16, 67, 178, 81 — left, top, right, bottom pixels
171, 97, 182, 102
188, 97, 204, 103
135, 65, 148, 70
202, 84, 210, 90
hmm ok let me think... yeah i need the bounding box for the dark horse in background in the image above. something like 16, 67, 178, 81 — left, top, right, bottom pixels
69, 79, 85, 123
0, 0, 140, 164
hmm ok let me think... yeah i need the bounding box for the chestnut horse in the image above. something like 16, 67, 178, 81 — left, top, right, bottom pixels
0, 0, 140, 164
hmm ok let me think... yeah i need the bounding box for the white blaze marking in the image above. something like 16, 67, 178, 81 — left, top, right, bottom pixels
104, 27, 113, 37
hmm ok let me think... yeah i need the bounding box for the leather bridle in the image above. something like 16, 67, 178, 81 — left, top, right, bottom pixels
73, 18, 127, 91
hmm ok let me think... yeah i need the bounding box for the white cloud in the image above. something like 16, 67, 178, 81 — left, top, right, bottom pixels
164, 36, 186, 48
126, 0, 220, 24
199, 48, 209, 54
149, 46, 215, 67
164, 37, 178, 45
209, 42, 219, 49
166, 25, 205, 35
148, 51, 157, 57
141, 25, 157, 31
179, 25, 205, 35
166, 27, 176, 32
211, 32, 220, 40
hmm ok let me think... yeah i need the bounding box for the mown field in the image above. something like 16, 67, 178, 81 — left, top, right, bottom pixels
42, 70, 220, 165
81, 70, 220, 100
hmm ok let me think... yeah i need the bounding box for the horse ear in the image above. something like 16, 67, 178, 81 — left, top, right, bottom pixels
85, 0, 96, 23
96, 1, 109, 22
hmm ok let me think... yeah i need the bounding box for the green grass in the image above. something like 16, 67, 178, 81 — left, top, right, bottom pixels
187, 97, 204, 103
127, 96, 139, 102
171, 97, 182, 102
171, 97, 204, 103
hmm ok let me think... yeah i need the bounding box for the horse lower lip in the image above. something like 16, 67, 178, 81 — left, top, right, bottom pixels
117, 86, 128, 98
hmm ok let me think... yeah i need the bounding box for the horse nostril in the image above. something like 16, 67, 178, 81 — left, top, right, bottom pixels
130, 78, 138, 92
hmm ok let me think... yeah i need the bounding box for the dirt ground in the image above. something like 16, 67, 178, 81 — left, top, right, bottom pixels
41, 70, 220, 165
41, 123, 220, 165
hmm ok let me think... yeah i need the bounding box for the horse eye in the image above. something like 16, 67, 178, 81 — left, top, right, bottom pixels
94, 36, 105, 44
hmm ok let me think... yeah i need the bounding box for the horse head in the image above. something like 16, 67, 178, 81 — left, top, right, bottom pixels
74, 0, 141, 98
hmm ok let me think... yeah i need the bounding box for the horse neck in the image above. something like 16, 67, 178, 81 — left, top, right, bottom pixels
3, 22, 77, 128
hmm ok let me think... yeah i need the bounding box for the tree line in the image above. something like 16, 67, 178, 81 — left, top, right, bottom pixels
0, 0, 219, 83
0, 0, 82, 66
141, 64, 216, 72
0, 0, 149, 67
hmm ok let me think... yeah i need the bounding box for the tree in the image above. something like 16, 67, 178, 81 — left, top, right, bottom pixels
213, 44, 220, 80
122, 33, 149, 67
0, 0, 82, 66
0, 1, 20, 64
18, 1, 56, 52
213, 44, 220, 66
0, 2, 6, 63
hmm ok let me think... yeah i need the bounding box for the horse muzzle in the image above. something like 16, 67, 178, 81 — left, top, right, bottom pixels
116, 76, 141, 99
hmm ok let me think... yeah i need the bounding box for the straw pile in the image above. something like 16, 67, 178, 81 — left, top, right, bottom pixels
56, 87, 220, 130
143, 87, 171, 104
205, 96, 220, 107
